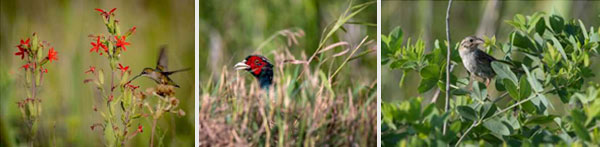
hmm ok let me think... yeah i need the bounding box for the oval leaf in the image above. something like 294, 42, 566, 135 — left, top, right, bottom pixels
457, 106, 478, 121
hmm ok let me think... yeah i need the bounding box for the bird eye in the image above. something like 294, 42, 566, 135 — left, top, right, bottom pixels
469, 39, 473, 42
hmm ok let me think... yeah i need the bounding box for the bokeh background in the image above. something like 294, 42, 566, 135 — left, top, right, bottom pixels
0, 0, 194, 146
198, 0, 377, 82
382, 0, 600, 103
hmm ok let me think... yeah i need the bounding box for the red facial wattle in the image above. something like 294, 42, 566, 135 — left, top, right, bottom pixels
246, 56, 265, 75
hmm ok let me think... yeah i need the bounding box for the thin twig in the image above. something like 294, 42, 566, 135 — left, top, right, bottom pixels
443, 0, 453, 136
455, 120, 477, 147
150, 118, 158, 147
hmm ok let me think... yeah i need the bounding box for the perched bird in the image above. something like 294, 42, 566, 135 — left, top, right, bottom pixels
129, 46, 189, 88
234, 55, 274, 89
458, 36, 511, 87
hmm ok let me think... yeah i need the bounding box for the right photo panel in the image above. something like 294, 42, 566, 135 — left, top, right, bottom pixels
381, 0, 600, 146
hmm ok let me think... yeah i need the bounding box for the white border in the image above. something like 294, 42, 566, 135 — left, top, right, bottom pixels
376, 0, 381, 146
194, 0, 200, 146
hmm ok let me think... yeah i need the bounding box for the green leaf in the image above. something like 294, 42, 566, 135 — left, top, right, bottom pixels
570, 110, 591, 141
420, 64, 440, 79
525, 115, 557, 125
483, 118, 511, 136
471, 82, 487, 101
535, 17, 547, 35
382, 102, 399, 129
418, 77, 437, 93
522, 100, 537, 113
457, 106, 478, 121
550, 36, 568, 63
522, 65, 543, 92
512, 32, 537, 52
549, 15, 565, 33
407, 97, 422, 122
519, 76, 532, 100
480, 103, 498, 119
492, 61, 518, 84
504, 79, 519, 100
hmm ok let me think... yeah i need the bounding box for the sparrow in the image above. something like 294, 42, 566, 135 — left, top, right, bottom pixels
129, 46, 189, 88
234, 55, 274, 89
458, 36, 511, 87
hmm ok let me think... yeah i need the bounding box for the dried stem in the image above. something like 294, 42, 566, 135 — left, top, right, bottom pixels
150, 118, 158, 147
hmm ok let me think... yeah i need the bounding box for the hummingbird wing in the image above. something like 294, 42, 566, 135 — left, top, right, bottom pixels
156, 46, 168, 72
163, 68, 190, 76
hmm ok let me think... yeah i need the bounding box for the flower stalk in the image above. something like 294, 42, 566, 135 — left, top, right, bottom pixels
14, 33, 58, 145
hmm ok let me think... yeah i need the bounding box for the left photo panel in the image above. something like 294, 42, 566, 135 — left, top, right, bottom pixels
0, 0, 195, 146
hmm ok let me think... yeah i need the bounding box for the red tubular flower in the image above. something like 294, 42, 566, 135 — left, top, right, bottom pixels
20, 38, 30, 47
90, 36, 107, 54
109, 8, 116, 15
85, 66, 96, 74
137, 125, 143, 133
118, 63, 129, 75
115, 36, 131, 51
41, 68, 48, 73
108, 95, 114, 102
126, 83, 139, 90
21, 63, 31, 70
15, 45, 27, 59
129, 26, 137, 34
95, 8, 117, 18
47, 48, 58, 62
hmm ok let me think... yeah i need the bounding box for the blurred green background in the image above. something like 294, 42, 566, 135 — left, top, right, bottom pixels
382, 0, 600, 103
0, 0, 194, 146
198, 0, 377, 83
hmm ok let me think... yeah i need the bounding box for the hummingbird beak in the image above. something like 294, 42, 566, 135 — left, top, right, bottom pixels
128, 74, 142, 83
234, 60, 250, 70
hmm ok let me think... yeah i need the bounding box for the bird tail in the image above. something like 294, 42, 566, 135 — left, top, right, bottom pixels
495, 60, 514, 66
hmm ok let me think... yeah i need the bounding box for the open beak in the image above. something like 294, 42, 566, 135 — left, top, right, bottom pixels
234, 60, 250, 70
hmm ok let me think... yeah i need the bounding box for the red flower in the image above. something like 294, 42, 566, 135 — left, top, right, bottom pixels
41, 68, 48, 73
108, 95, 114, 102
115, 36, 131, 51
20, 38, 30, 47
95, 8, 117, 18
21, 63, 31, 70
118, 63, 129, 75
15, 45, 27, 59
137, 125, 143, 133
90, 36, 107, 54
47, 47, 58, 62
85, 66, 96, 74
129, 26, 137, 34
126, 83, 139, 90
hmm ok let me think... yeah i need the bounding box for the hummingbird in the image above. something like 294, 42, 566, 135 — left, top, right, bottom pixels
129, 46, 189, 88
234, 55, 274, 89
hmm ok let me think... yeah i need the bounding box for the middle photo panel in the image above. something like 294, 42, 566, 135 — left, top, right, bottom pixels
198, 0, 377, 146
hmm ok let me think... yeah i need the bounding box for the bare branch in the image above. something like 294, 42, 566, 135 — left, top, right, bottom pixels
443, 0, 454, 136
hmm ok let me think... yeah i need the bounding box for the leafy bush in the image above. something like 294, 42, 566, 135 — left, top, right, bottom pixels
382, 12, 600, 146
